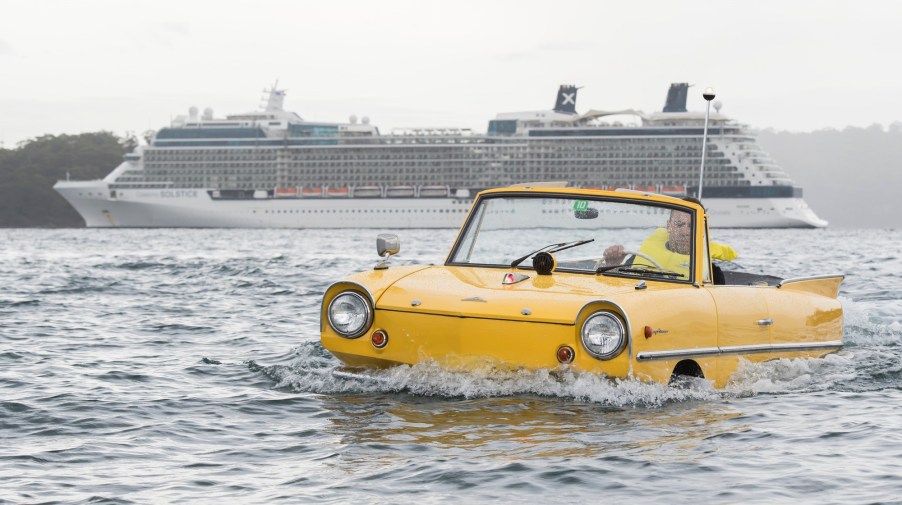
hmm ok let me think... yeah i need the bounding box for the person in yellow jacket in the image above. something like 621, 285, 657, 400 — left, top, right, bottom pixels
602, 207, 737, 279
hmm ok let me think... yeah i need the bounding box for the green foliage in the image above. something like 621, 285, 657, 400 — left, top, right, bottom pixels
0, 132, 127, 227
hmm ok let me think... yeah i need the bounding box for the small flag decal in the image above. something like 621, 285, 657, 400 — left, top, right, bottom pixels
502, 273, 530, 285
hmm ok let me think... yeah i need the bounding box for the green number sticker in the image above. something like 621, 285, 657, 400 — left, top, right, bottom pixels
573, 200, 589, 211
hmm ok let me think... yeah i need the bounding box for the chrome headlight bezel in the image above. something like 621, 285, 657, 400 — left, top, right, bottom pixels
580, 312, 626, 360
327, 291, 373, 338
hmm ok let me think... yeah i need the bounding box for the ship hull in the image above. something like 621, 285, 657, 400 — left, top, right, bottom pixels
704, 196, 827, 228
55, 181, 827, 229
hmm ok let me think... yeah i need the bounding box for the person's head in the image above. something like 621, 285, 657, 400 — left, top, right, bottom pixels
666, 209, 691, 254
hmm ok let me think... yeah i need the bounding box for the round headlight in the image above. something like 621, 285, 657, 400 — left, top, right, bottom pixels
580, 312, 626, 360
327, 291, 372, 338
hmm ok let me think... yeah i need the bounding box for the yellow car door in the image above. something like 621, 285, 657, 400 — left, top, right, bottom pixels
705, 284, 772, 384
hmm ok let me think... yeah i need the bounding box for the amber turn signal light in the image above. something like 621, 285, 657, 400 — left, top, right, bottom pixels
371, 330, 388, 348
556, 345, 575, 364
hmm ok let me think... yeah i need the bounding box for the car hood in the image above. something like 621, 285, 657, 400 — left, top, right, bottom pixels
374, 266, 643, 325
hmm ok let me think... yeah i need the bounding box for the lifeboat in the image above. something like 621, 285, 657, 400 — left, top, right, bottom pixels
418, 185, 450, 198
661, 185, 687, 195
326, 187, 350, 198
353, 186, 382, 198
634, 185, 658, 193
274, 187, 299, 198
301, 187, 324, 198
386, 185, 415, 198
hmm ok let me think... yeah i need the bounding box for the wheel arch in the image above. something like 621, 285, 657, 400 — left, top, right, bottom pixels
671, 359, 704, 381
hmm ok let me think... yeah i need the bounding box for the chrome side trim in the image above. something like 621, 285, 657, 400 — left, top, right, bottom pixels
636, 340, 844, 362
636, 347, 722, 361
778, 273, 845, 288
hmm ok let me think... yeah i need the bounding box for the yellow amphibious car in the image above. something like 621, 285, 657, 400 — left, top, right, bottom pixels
320, 186, 844, 387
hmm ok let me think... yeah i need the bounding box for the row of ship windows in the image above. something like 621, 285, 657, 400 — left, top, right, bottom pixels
140, 164, 738, 175
147, 163, 734, 175
138, 169, 744, 180
144, 160, 697, 172
144, 138, 728, 156
144, 142, 719, 159
146, 152, 713, 162
145, 163, 735, 173
107, 180, 754, 191
139, 176, 744, 187
145, 149, 725, 165
255, 208, 467, 214
147, 149, 264, 155
146, 171, 740, 182
143, 154, 726, 167
138, 178, 743, 190
153, 153, 730, 162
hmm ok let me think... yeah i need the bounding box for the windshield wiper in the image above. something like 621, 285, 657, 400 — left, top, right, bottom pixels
596, 264, 683, 277
510, 239, 594, 268
596, 264, 625, 274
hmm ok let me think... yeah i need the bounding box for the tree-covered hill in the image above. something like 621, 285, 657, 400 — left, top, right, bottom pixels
0, 132, 130, 227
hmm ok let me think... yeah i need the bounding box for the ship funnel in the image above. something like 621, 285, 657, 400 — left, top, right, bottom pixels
663, 83, 689, 113
553, 85, 579, 114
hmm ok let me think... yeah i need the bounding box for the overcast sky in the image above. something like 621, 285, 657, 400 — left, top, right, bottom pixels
1, 0, 900, 147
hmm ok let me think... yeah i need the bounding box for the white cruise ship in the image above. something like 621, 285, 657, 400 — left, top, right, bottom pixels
54, 83, 827, 228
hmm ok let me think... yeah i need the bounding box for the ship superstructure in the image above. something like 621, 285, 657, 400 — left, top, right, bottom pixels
54, 83, 827, 228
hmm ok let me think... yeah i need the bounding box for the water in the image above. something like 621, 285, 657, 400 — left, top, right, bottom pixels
1, 228, 901, 504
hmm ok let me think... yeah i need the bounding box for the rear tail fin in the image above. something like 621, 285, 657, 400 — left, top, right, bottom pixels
553, 85, 579, 114
663, 83, 689, 112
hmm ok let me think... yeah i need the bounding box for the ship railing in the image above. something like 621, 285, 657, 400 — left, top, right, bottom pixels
265, 184, 463, 199
574, 184, 688, 196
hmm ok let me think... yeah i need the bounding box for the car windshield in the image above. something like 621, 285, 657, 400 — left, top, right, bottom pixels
448, 195, 695, 282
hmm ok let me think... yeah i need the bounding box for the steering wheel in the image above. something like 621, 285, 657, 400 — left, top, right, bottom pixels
595, 250, 664, 270
622, 250, 664, 269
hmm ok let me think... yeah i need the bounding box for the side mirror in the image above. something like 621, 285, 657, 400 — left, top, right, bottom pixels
377, 234, 400, 257
375, 234, 400, 270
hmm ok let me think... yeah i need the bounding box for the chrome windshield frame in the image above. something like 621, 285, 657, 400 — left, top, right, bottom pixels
445, 191, 699, 284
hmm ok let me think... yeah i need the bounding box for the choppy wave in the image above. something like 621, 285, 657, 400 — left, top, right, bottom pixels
263, 343, 718, 407
2, 227, 902, 504
266, 338, 902, 408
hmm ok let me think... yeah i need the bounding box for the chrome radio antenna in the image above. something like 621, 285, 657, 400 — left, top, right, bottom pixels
698, 86, 716, 199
